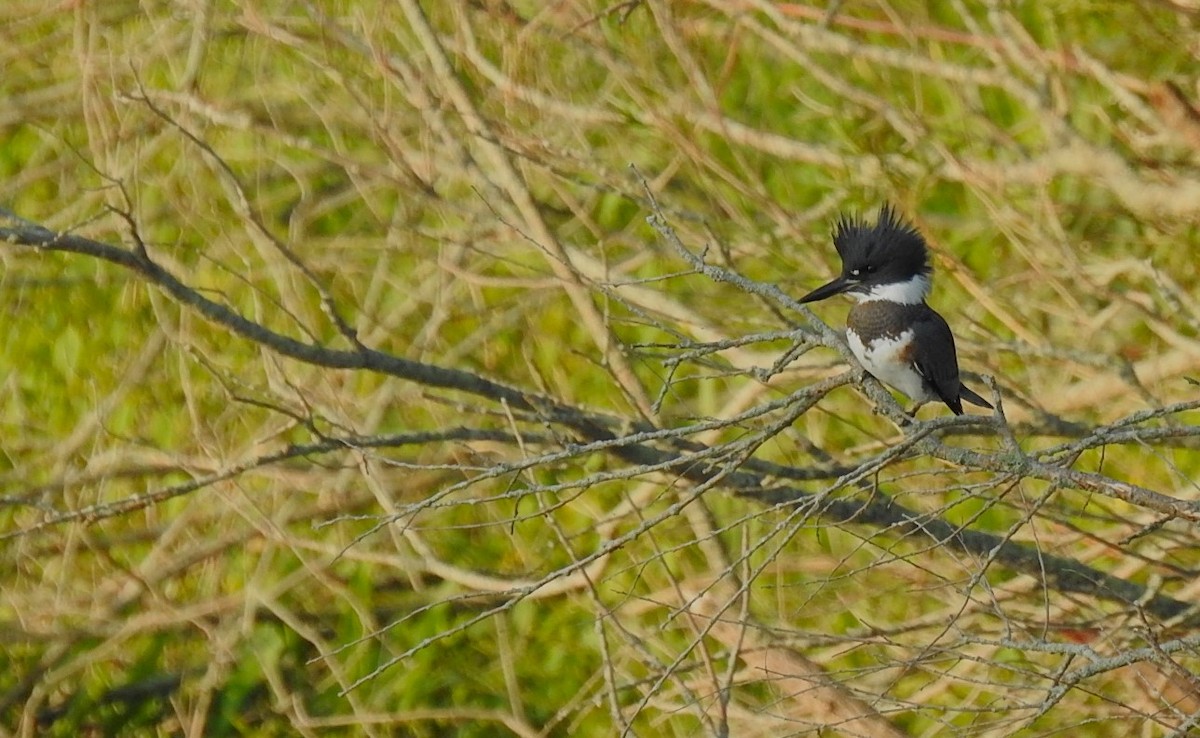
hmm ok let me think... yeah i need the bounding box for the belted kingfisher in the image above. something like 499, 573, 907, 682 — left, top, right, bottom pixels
799, 205, 992, 415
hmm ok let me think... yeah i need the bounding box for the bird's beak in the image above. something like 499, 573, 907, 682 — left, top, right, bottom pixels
799, 275, 854, 304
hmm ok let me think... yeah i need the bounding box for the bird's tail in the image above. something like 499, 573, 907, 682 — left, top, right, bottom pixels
960, 383, 993, 409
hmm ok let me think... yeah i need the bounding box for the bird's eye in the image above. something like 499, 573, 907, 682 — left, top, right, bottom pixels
863, 265, 876, 273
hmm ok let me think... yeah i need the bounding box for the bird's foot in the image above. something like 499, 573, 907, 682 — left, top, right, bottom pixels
898, 401, 927, 427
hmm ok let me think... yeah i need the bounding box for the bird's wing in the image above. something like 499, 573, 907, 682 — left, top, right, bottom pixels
909, 308, 965, 413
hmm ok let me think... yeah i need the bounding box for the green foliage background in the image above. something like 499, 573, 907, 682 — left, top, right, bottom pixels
3, 1, 1200, 736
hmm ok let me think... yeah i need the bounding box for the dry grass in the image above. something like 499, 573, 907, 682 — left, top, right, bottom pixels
3, 1, 1200, 736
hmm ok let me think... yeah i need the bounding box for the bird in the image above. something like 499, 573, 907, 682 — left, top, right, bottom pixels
799, 205, 993, 416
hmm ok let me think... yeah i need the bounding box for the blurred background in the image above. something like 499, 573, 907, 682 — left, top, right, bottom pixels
3, 1, 1200, 736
